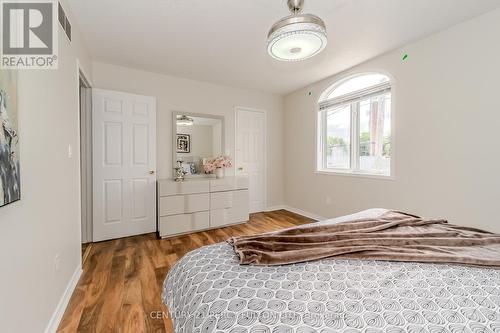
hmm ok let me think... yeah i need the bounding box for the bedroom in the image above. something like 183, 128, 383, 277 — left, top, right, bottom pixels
1, 0, 500, 332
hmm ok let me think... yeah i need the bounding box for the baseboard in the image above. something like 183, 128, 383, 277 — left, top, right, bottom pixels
266, 205, 327, 221
264, 205, 287, 212
44, 265, 82, 333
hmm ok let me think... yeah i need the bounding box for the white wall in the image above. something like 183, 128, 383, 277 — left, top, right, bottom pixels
92, 62, 285, 207
284, 8, 500, 232
2, 6, 499, 332
0, 1, 92, 332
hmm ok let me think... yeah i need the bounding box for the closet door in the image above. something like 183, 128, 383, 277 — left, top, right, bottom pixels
235, 108, 266, 213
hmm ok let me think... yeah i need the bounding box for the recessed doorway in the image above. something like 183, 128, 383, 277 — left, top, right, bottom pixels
79, 71, 92, 263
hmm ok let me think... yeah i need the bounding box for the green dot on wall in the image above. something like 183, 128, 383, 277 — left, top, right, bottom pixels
402, 54, 409, 61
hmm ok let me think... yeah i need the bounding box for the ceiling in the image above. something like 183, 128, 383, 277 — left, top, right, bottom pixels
67, 0, 500, 95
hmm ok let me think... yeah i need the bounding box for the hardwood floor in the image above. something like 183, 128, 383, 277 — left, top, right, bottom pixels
57, 210, 315, 333
81, 243, 92, 264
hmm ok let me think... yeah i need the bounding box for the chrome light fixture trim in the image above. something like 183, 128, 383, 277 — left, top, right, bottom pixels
176, 115, 194, 126
267, 13, 326, 38
267, 0, 327, 61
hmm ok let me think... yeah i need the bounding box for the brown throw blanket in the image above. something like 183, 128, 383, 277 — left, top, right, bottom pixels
228, 211, 500, 267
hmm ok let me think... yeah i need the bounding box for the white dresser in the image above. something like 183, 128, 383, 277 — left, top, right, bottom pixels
157, 176, 249, 238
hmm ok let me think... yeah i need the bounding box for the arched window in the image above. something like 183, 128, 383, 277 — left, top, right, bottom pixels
317, 73, 393, 177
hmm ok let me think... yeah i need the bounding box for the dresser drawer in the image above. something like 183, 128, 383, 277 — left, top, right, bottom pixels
159, 211, 209, 237
159, 193, 209, 216
158, 179, 209, 196
210, 190, 249, 228
210, 191, 233, 210
210, 177, 249, 192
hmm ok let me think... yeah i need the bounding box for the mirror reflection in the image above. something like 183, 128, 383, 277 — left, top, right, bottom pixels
175, 114, 223, 177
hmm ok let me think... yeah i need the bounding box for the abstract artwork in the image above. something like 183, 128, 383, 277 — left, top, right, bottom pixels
176, 134, 190, 153
0, 70, 20, 207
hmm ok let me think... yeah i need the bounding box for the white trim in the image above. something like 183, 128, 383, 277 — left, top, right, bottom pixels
76, 59, 93, 87
235, 107, 268, 213
44, 266, 82, 333
265, 205, 287, 211
78, 63, 93, 244
319, 82, 391, 110
315, 170, 395, 181
75, 60, 84, 262
318, 70, 393, 102
265, 205, 327, 221
315, 70, 397, 180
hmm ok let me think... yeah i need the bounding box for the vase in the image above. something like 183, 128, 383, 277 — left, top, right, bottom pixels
215, 168, 224, 179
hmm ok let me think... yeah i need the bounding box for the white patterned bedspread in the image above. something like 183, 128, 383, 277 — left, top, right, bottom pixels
162, 210, 500, 333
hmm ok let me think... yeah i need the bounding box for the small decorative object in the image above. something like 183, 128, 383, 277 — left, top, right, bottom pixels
174, 161, 187, 182
203, 155, 232, 179
0, 70, 20, 207
176, 134, 190, 153
182, 162, 196, 175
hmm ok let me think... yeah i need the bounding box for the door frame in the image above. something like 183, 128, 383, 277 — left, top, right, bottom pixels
76, 60, 93, 264
234, 106, 267, 213
79, 71, 92, 245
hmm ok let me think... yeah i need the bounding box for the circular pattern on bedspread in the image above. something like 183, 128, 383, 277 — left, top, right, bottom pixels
163, 243, 500, 333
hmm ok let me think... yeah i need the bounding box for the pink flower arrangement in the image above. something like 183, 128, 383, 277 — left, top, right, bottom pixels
203, 155, 232, 174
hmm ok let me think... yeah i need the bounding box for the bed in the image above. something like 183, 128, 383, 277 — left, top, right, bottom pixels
162, 209, 500, 332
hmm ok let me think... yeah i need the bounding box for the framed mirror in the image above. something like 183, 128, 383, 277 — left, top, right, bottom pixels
172, 111, 225, 178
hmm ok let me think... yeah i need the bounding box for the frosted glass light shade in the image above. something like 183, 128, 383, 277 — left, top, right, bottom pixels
267, 14, 327, 61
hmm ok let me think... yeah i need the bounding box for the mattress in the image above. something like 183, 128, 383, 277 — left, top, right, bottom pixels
162, 209, 500, 332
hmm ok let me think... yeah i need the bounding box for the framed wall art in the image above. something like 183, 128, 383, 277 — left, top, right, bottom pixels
176, 134, 190, 153
0, 70, 20, 207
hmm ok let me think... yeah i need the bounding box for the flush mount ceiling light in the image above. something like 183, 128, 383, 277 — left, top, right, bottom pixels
267, 0, 327, 61
177, 115, 194, 126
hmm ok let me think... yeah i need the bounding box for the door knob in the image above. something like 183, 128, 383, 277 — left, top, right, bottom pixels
149, 170, 155, 175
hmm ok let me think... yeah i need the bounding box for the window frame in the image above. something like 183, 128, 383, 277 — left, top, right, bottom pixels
316, 73, 395, 180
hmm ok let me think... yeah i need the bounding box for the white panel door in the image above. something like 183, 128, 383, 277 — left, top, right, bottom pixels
235, 108, 266, 213
92, 89, 156, 242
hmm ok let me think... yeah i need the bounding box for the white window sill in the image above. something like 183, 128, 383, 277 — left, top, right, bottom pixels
315, 169, 395, 181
